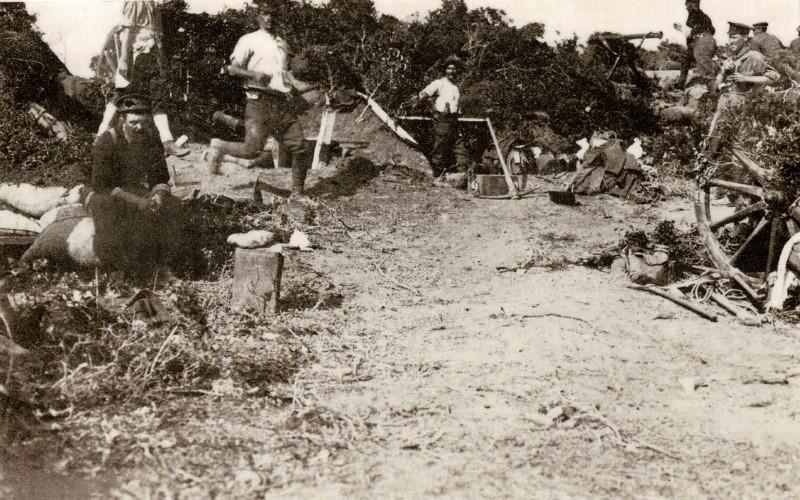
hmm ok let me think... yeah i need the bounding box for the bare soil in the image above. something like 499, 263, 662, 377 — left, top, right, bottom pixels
3, 147, 800, 499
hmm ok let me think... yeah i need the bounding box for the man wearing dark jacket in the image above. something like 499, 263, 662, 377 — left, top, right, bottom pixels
91, 95, 178, 272
92, 95, 171, 203
676, 0, 717, 89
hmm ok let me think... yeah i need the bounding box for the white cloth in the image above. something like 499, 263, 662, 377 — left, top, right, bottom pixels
230, 29, 292, 99
421, 77, 460, 114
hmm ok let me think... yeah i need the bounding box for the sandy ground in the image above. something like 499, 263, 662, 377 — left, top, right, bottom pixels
3, 149, 800, 499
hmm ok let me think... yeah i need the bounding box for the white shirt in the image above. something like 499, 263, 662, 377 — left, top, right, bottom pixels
421, 77, 460, 114
230, 29, 292, 98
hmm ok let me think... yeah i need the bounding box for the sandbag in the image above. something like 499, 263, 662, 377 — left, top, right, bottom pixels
38, 204, 87, 230
21, 216, 100, 267
0, 210, 41, 235
0, 183, 84, 218
624, 246, 671, 286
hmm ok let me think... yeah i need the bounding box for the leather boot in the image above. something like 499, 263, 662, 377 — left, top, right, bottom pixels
204, 139, 223, 175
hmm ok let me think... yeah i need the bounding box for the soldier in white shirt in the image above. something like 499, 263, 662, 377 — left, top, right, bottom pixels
205, 4, 310, 196
417, 56, 462, 180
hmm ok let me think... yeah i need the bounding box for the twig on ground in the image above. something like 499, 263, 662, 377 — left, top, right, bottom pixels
518, 313, 598, 329
635, 441, 683, 461
373, 261, 420, 296
140, 325, 180, 392
572, 411, 683, 461
318, 200, 356, 231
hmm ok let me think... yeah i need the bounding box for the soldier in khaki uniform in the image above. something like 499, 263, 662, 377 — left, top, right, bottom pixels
790, 25, 800, 56
750, 22, 785, 66
705, 22, 780, 156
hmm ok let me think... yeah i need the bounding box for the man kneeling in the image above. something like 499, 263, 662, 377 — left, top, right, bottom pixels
18, 96, 181, 274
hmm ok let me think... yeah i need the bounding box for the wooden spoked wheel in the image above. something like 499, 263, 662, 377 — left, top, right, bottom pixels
695, 150, 800, 306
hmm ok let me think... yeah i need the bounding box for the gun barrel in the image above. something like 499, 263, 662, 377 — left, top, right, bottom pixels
599, 31, 663, 41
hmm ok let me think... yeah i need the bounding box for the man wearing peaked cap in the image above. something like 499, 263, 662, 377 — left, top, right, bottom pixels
704, 22, 779, 156
727, 22, 751, 37
751, 21, 785, 64
92, 93, 171, 200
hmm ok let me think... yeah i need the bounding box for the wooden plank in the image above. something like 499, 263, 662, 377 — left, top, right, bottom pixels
485, 118, 519, 199
311, 106, 331, 170
356, 92, 419, 144
398, 116, 487, 123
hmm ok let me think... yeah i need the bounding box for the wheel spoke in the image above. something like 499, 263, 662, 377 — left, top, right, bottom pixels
788, 218, 800, 236
730, 217, 770, 265
732, 149, 769, 186
764, 217, 782, 280
789, 253, 800, 275
709, 201, 766, 231
708, 179, 764, 198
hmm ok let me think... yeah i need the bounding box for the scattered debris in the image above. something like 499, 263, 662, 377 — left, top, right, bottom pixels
743, 376, 789, 386
288, 230, 313, 252
678, 377, 707, 393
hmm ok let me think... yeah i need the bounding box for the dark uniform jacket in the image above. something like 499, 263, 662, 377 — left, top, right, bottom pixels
687, 8, 715, 42
91, 124, 169, 196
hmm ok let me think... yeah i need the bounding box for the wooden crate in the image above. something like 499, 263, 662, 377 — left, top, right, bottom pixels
231, 248, 284, 315
469, 174, 527, 197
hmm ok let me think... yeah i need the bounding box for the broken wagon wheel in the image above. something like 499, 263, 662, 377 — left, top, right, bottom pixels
695, 149, 800, 307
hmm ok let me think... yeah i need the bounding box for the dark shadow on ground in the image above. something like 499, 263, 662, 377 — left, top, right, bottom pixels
306, 156, 380, 199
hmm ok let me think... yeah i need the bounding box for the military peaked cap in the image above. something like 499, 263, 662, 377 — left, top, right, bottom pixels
115, 94, 151, 114
727, 22, 752, 36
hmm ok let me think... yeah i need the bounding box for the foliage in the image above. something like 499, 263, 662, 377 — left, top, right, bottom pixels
0, 74, 91, 185
708, 89, 800, 202
151, 0, 658, 142
0, 4, 95, 184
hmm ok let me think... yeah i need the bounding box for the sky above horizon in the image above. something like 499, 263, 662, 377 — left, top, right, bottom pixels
26, 0, 800, 77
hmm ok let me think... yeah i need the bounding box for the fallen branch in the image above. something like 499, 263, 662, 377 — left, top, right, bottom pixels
709, 292, 761, 326
628, 284, 718, 322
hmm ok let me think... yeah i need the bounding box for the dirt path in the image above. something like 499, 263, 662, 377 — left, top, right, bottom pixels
4, 161, 800, 499
268, 170, 800, 498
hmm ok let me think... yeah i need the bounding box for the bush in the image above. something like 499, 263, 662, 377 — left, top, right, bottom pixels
150, 0, 658, 144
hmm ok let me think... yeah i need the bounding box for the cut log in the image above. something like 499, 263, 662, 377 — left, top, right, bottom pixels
231, 248, 284, 315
